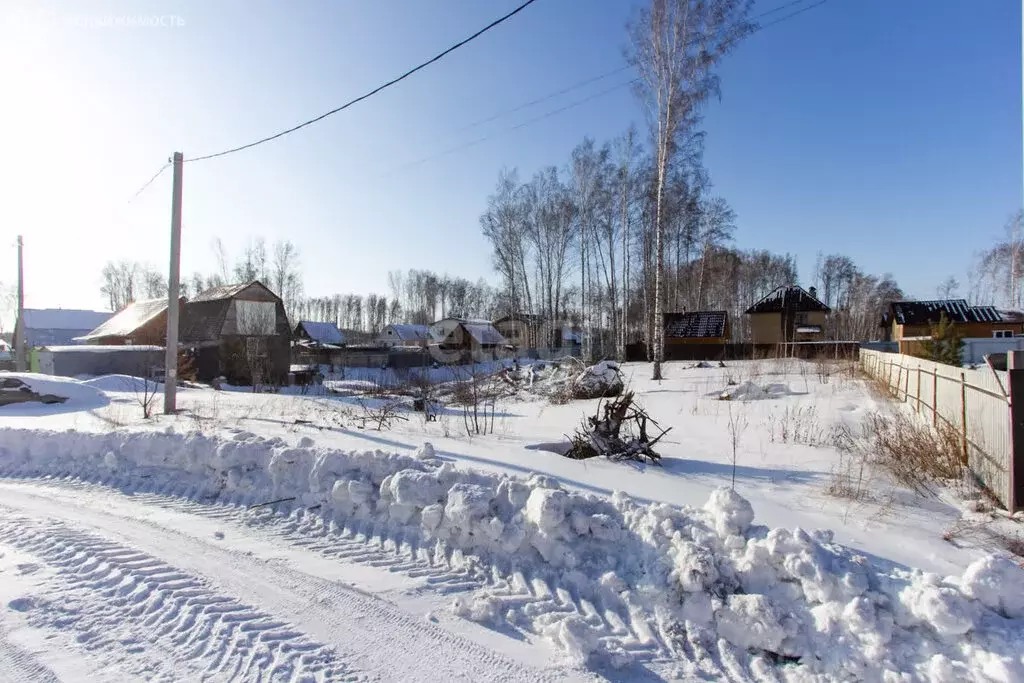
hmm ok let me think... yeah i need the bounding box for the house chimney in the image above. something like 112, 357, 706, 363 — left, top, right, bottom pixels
809, 286, 818, 300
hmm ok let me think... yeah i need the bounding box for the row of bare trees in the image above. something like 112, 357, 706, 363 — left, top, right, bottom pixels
968, 210, 1024, 309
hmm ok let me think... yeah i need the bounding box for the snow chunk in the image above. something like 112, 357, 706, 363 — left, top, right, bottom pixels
900, 582, 977, 636
443, 484, 492, 536
525, 488, 568, 533
715, 594, 788, 653
388, 470, 444, 508
960, 555, 1024, 619
703, 487, 754, 536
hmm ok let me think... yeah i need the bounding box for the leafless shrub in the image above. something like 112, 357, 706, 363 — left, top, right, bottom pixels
942, 518, 1024, 558
726, 402, 748, 490
860, 410, 966, 497
765, 405, 826, 446
126, 373, 160, 419
356, 397, 408, 431
826, 447, 873, 501
451, 365, 501, 436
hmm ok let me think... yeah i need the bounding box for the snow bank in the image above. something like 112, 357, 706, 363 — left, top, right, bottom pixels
0, 426, 1021, 679
0, 373, 108, 412
81, 374, 164, 393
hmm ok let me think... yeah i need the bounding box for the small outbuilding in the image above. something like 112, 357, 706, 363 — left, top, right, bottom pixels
36, 345, 165, 378
293, 320, 345, 367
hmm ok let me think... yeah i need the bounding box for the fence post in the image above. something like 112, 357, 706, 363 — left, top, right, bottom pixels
960, 371, 968, 465
1007, 352, 1024, 513
932, 368, 938, 427
905, 365, 911, 403
916, 366, 922, 414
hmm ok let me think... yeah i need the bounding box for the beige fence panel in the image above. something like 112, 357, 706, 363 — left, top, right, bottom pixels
859, 349, 1012, 509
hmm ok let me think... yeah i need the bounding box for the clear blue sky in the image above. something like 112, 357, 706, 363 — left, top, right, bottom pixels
0, 0, 1020, 314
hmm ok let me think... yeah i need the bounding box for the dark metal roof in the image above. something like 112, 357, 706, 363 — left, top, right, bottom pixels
191, 281, 281, 304
179, 299, 232, 342
889, 299, 1004, 326
745, 286, 831, 314
664, 311, 728, 339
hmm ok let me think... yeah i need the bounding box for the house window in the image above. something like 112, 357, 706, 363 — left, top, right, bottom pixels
993, 330, 1014, 339
795, 312, 808, 325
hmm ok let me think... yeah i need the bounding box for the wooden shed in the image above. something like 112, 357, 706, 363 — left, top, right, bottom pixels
179, 281, 291, 386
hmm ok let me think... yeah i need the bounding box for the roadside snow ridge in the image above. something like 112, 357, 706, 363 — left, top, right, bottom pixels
1, 427, 1022, 681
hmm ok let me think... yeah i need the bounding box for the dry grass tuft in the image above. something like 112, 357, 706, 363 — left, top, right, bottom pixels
860, 410, 966, 497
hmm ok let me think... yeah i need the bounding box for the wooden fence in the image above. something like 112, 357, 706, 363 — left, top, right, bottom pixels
859, 349, 1018, 511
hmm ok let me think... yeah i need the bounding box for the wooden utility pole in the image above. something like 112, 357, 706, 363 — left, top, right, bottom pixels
164, 152, 183, 414
14, 235, 25, 372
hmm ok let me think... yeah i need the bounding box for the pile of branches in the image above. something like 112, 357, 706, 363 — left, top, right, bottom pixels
565, 391, 671, 463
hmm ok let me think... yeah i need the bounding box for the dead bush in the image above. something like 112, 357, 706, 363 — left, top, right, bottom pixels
943, 518, 1024, 558
765, 405, 826, 446
356, 397, 409, 431
859, 410, 966, 497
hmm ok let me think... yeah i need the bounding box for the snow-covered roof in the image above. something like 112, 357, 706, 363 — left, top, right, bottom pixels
383, 324, 430, 342
75, 298, 172, 341
295, 321, 345, 346
22, 308, 111, 331
459, 323, 507, 346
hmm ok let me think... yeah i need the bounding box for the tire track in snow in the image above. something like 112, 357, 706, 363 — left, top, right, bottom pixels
0, 483, 591, 682
0, 624, 60, 683
3, 475, 675, 665
0, 515, 358, 682
135, 490, 670, 662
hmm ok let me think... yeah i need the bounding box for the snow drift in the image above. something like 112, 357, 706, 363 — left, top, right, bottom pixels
0, 373, 108, 412
0, 426, 1021, 679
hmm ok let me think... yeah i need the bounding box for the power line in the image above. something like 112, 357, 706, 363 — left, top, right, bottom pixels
756, 0, 830, 31
450, 0, 824, 135
388, 0, 831, 175
389, 79, 638, 175
453, 66, 631, 133
128, 160, 171, 203
187, 0, 541, 163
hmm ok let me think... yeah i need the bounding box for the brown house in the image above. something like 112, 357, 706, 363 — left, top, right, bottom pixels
179, 281, 291, 386
493, 313, 545, 350
438, 322, 508, 362
76, 298, 184, 346
746, 285, 830, 344
883, 300, 1024, 355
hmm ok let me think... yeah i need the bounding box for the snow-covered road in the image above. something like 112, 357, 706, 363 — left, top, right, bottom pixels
0, 479, 590, 682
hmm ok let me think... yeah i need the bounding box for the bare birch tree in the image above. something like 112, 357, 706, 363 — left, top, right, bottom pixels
628, 0, 753, 378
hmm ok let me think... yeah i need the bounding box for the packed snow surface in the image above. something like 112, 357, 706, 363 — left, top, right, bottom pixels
0, 426, 1021, 680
